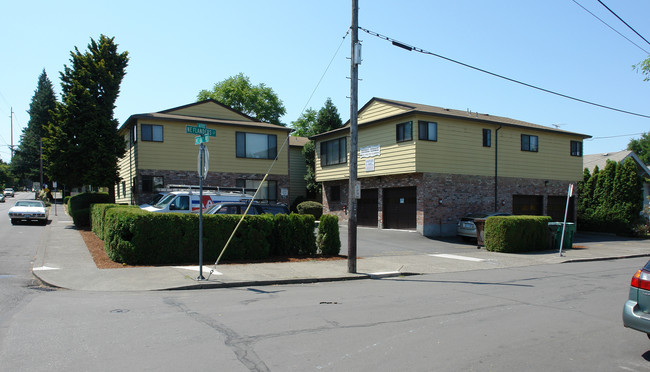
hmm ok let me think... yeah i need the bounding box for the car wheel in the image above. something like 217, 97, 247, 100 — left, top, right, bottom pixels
647, 333, 650, 340
41, 219, 48, 226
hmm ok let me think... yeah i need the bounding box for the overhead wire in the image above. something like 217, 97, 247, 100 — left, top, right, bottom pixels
597, 0, 650, 48
571, 0, 650, 55
359, 26, 650, 120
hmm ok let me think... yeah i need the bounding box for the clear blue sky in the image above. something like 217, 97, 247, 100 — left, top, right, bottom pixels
1, 0, 649, 163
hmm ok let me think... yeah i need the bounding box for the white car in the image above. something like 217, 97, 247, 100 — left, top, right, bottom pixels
8, 200, 49, 225
3, 188, 15, 197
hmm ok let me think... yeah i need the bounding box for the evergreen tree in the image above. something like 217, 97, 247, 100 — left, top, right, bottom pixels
627, 132, 650, 165
11, 70, 57, 186
44, 35, 128, 201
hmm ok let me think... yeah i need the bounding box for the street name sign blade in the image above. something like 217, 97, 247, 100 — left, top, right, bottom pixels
186, 125, 216, 137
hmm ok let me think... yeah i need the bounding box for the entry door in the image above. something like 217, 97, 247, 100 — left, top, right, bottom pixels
383, 187, 416, 229
358, 189, 378, 227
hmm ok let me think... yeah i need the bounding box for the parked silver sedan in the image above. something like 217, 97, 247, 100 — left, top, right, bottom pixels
623, 260, 650, 338
456, 212, 510, 241
8, 200, 49, 225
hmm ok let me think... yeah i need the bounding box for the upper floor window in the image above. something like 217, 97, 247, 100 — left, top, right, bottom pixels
483, 129, 491, 147
320, 137, 347, 166
396, 121, 412, 142
418, 121, 437, 141
236, 132, 277, 159
570, 141, 583, 157
521, 134, 538, 152
141, 124, 163, 142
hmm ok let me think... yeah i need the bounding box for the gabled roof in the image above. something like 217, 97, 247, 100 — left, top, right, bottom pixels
311, 97, 591, 139
119, 99, 290, 132
583, 150, 650, 177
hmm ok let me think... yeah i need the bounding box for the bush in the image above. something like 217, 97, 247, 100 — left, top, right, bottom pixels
484, 215, 551, 253
317, 214, 340, 255
68, 192, 112, 227
91, 203, 140, 240
297, 201, 323, 220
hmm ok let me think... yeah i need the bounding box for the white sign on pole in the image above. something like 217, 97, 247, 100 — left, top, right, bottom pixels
354, 181, 361, 199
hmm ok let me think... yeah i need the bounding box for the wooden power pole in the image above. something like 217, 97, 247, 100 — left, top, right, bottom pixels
348, 0, 359, 273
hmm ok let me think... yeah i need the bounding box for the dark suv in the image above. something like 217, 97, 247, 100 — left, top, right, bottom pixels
205, 202, 289, 216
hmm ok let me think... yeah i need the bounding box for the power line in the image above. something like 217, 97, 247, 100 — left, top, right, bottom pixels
298, 28, 350, 117
571, 0, 649, 55
359, 26, 650, 120
587, 132, 646, 140
597, 0, 650, 48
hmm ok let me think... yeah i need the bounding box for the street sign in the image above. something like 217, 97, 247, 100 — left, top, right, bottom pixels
195, 135, 209, 145
186, 124, 216, 137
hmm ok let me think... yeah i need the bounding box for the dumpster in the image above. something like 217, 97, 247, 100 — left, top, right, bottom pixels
548, 222, 575, 251
547, 223, 560, 250
475, 218, 486, 248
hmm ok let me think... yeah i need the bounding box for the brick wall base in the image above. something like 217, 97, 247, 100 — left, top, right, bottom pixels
322, 172, 576, 238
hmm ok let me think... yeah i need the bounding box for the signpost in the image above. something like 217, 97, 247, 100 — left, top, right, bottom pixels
186, 124, 216, 280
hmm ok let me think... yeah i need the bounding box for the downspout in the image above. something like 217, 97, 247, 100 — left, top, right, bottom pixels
494, 125, 502, 212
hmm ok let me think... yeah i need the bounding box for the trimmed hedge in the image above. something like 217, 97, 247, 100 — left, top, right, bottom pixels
69, 192, 112, 227
99, 207, 319, 265
296, 201, 323, 220
91, 204, 140, 240
317, 214, 340, 255
484, 215, 552, 253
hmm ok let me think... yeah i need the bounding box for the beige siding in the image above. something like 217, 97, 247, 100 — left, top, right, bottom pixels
358, 101, 408, 124
136, 119, 288, 175
166, 101, 251, 121
357, 120, 416, 177
314, 133, 350, 182
289, 146, 307, 202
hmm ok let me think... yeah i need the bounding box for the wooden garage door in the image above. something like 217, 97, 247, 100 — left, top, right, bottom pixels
358, 189, 378, 227
383, 187, 416, 230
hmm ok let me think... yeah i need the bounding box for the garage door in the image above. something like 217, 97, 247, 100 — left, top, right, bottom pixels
358, 189, 378, 227
547, 195, 575, 222
383, 187, 416, 230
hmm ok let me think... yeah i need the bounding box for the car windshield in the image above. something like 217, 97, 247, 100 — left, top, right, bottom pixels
15, 201, 42, 207
153, 194, 176, 209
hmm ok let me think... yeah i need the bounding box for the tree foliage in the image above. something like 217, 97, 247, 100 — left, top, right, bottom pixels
44, 35, 128, 199
577, 158, 644, 235
290, 98, 344, 197
0, 160, 13, 188
627, 132, 650, 165
11, 70, 57, 186
634, 56, 650, 82
197, 73, 286, 125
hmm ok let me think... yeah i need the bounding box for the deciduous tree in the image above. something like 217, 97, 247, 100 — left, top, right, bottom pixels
627, 132, 650, 165
198, 73, 286, 125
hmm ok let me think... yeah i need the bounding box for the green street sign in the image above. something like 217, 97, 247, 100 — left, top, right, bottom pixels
195, 135, 209, 145
186, 124, 216, 137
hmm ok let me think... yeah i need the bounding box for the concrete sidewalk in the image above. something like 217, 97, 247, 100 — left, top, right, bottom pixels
32, 209, 650, 291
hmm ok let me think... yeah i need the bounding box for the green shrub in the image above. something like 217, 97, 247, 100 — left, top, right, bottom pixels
484, 215, 551, 253
69, 192, 111, 227
91, 204, 139, 240
317, 214, 340, 255
297, 201, 323, 220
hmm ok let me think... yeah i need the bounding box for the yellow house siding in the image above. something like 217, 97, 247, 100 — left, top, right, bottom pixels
115, 129, 136, 204
357, 120, 416, 177
289, 146, 307, 201
136, 119, 288, 176
358, 100, 408, 124
165, 101, 251, 121
414, 116, 583, 181
315, 133, 350, 182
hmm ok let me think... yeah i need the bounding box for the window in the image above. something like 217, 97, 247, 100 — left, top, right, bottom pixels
330, 185, 341, 202
236, 132, 277, 159
320, 137, 347, 166
236, 179, 278, 202
570, 140, 583, 157
141, 124, 163, 142
122, 181, 126, 198
418, 121, 437, 141
142, 176, 164, 193
483, 129, 491, 147
131, 124, 137, 144
396, 121, 412, 142
521, 134, 538, 152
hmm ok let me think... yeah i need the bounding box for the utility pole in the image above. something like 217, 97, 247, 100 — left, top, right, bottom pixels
348, 0, 359, 273
9, 107, 14, 161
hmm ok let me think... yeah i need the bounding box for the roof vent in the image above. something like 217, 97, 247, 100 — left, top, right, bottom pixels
602, 153, 609, 156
